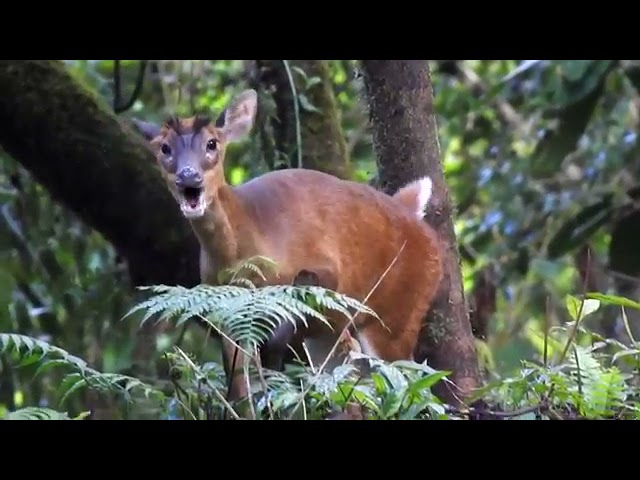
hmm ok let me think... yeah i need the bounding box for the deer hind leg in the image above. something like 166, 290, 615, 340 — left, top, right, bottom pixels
260, 267, 339, 371
353, 307, 423, 362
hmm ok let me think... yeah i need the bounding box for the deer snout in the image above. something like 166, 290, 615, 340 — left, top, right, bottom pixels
175, 167, 203, 189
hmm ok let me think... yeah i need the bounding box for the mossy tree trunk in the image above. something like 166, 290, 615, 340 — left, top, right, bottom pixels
0, 61, 202, 411
361, 60, 482, 406
255, 60, 352, 179
0, 60, 200, 289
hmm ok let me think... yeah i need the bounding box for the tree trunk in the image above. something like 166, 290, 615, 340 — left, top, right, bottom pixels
0, 60, 200, 289
361, 60, 481, 406
255, 60, 352, 179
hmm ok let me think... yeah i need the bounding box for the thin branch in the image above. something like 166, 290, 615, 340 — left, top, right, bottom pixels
113, 60, 121, 112
282, 60, 303, 169
114, 60, 148, 114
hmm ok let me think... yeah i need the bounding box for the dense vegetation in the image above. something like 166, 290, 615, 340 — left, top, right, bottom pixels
2, 60, 640, 420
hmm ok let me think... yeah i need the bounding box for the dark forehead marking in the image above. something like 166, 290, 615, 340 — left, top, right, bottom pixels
192, 114, 212, 133
165, 114, 212, 135
165, 115, 182, 135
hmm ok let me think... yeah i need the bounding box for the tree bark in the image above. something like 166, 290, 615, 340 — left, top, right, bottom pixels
0, 60, 200, 288
255, 60, 352, 179
361, 60, 481, 405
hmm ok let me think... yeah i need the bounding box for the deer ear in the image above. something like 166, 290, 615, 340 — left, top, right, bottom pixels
131, 118, 161, 141
219, 89, 257, 143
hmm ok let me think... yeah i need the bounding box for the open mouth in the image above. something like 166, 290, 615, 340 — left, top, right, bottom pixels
179, 187, 206, 218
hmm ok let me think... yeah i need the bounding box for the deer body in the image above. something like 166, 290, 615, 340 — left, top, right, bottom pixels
133, 89, 442, 406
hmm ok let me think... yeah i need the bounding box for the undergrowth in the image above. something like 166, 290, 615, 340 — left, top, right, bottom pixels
3, 256, 640, 420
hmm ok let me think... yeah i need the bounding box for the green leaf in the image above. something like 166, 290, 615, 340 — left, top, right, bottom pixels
298, 94, 322, 114
305, 76, 323, 90
407, 372, 449, 395
380, 391, 403, 419
612, 349, 640, 364
585, 293, 640, 311
565, 295, 600, 322
291, 66, 308, 81
58, 374, 87, 405
560, 60, 594, 82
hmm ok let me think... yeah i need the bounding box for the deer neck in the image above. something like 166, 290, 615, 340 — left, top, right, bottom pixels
188, 184, 257, 280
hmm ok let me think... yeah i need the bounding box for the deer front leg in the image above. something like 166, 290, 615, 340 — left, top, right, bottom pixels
222, 337, 253, 419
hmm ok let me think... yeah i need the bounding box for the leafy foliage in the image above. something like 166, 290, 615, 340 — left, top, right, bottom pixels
0, 333, 162, 409
2, 407, 89, 420
4, 60, 640, 419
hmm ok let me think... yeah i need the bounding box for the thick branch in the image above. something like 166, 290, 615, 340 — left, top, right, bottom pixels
0, 60, 200, 287
361, 60, 481, 405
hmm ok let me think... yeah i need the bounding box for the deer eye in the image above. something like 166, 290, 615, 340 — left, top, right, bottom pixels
161, 144, 171, 155
206, 139, 217, 151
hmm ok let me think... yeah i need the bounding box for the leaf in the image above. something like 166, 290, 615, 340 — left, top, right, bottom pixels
585, 293, 640, 311
501, 60, 544, 83
298, 93, 322, 114
560, 60, 594, 82
380, 391, 403, 419
305, 76, 323, 90
565, 295, 600, 322
58, 374, 87, 405
612, 349, 640, 364
407, 372, 449, 395
291, 66, 308, 81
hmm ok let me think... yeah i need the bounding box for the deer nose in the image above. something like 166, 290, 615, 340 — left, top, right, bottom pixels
176, 167, 203, 188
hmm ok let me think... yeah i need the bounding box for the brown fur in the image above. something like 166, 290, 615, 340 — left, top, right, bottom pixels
132, 89, 443, 411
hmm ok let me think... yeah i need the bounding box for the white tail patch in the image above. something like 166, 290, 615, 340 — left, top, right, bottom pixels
392, 176, 434, 220
415, 176, 433, 219
400, 176, 433, 219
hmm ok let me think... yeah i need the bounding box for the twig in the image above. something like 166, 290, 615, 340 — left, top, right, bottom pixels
449, 401, 549, 419
241, 353, 257, 420
254, 353, 274, 420
282, 60, 303, 169
174, 346, 242, 420
558, 248, 593, 364
544, 296, 550, 368
113, 60, 148, 114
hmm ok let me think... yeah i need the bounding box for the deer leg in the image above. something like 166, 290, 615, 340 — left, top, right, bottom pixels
260, 267, 339, 370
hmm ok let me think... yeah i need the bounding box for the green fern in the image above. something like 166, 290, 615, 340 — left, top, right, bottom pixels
0, 334, 162, 405
2, 407, 89, 420
219, 255, 279, 288
125, 284, 379, 351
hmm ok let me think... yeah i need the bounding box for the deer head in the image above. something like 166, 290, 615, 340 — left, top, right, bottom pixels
132, 89, 258, 219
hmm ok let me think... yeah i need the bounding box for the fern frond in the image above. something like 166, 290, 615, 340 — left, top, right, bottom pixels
0, 333, 89, 373
2, 407, 85, 420
583, 367, 627, 418
0, 334, 162, 405
127, 283, 378, 351
220, 255, 279, 287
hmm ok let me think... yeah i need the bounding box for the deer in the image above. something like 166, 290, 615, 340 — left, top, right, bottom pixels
131, 88, 443, 412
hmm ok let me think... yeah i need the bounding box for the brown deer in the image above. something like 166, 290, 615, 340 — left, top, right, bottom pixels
132, 89, 443, 408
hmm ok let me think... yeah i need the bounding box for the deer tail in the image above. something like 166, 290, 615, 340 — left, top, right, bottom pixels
393, 176, 433, 220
